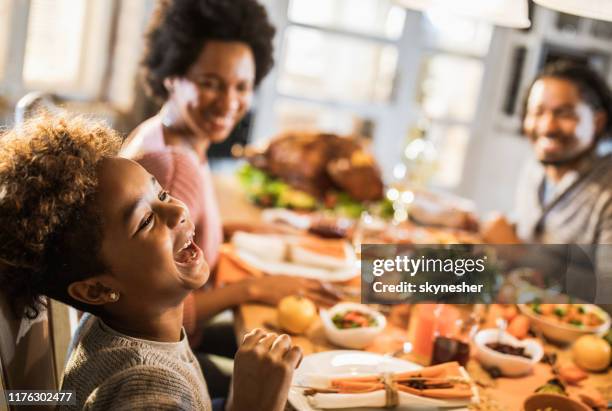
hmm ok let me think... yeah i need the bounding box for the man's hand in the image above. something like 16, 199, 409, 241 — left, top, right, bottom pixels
227, 329, 302, 411
480, 213, 522, 244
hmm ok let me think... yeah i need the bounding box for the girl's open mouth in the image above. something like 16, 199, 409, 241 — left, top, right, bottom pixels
174, 238, 203, 267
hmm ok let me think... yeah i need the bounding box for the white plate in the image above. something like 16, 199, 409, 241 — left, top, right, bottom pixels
290, 351, 420, 411
289, 351, 475, 411
236, 249, 360, 282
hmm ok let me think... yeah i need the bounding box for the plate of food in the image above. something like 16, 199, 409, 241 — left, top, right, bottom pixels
518, 302, 610, 344
320, 303, 386, 349
231, 231, 359, 282
289, 351, 477, 411
473, 329, 543, 376
237, 131, 390, 219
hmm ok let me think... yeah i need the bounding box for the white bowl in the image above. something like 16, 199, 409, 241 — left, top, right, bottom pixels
474, 329, 543, 377
320, 303, 386, 349
518, 303, 611, 345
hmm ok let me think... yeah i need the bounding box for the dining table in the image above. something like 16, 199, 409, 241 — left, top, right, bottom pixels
212, 173, 612, 411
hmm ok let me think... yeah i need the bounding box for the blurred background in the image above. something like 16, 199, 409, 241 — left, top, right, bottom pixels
0, 0, 611, 214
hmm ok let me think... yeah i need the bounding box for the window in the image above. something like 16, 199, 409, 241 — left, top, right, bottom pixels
274, 99, 371, 136
422, 10, 492, 56
414, 12, 491, 187
287, 0, 405, 39
418, 53, 484, 122
22, 0, 88, 89
254, 0, 493, 190
106, 0, 151, 111
429, 124, 470, 187
254, 0, 407, 143
278, 26, 398, 104
12, 0, 115, 99
0, 0, 11, 79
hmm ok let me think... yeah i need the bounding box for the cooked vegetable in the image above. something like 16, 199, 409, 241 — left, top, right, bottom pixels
332, 310, 377, 329
527, 303, 605, 328
237, 163, 393, 219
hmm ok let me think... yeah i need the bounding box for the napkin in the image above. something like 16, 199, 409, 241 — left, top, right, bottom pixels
290, 237, 352, 270
307, 390, 473, 409
300, 362, 477, 409
216, 233, 359, 286
231, 231, 287, 262
214, 244, 265, 287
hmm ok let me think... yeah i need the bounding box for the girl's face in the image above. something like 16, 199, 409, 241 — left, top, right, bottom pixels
89, 158, 209, 315
166, 40, 255, 144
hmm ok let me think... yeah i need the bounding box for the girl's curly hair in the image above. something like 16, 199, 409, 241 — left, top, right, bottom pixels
142, 0, 276, 101
0, 115, 122, 319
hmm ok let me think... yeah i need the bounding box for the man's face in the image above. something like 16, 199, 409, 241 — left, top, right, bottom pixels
523, 77, 599, 165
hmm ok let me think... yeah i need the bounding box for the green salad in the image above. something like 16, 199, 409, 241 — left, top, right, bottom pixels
237, 163, 393, 219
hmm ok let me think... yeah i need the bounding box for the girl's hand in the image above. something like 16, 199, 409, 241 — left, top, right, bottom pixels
228, 328, 302, 411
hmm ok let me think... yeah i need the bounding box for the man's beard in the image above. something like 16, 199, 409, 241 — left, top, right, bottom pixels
533, 133, 598, 166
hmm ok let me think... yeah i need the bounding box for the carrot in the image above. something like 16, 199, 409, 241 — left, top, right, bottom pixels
393, 362, 461, 380
331, 381, 383, 390
336, 386, 382, 394
330, 375, 379, 384
333, 382, 384, 394
397, 385, 473, 398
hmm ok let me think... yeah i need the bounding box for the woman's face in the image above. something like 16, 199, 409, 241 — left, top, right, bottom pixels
92, 157, 209, 315
167, 40, 256, 144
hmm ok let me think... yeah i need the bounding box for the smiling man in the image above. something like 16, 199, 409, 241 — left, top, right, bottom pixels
481, 61, 612, 305
515, 61, 612, 244
483, 61, 612, 245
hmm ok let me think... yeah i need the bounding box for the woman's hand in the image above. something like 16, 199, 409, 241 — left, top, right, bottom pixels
228, 329, 302, 411
245, 275, 341, 307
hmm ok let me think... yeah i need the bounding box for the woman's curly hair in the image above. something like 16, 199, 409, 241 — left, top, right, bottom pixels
0, 115, 122, 319
142, 0, 276, 101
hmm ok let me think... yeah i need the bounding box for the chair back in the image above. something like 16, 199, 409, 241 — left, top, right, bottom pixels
0, 295, 73, 411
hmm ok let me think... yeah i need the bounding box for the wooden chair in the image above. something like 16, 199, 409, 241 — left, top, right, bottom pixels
0, 294, 73, 411
1, 356, 8, 411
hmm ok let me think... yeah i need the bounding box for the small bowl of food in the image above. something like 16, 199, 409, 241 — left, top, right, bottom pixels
523, 393, 590, 411
474, 329, 543, 377
518, 303, 610, 345
320, 302, 386, 349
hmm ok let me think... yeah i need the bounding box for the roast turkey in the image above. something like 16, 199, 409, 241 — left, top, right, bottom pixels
247, 131, 384, 202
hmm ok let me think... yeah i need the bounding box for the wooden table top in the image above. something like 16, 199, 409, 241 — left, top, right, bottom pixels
233, 303, 612, 411
213, 173, 612, 410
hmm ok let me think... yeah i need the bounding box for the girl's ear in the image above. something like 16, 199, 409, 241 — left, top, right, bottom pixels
67, 276, 121, 306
